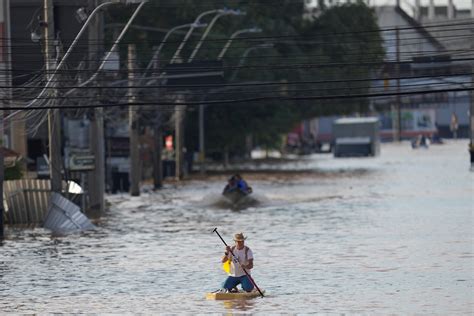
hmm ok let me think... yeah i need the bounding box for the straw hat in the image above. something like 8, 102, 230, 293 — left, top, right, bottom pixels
233, 232, 247, 241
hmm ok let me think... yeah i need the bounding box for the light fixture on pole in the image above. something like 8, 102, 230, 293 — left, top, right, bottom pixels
170, 8, 244, 64
217, 27, 262, 60
75, 7, 88, 23
6, 0, 148, 120
143, 22, 208, 77
188, 9, 246, 62
31, 30, 41, 42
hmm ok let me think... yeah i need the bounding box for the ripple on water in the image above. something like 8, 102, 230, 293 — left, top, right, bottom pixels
1, 141, 473, 313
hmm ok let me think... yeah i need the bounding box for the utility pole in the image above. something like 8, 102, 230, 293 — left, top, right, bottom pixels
199, 102, 205, 175
0, 0, 10, 240
153, 112, 163, 189
88, 0, 105, 215
44, 0, 62, 193
175, 98, 185, 180
470, 69, 474, 169
393, 27, 402, 142
152, 56, 163, 189
129, 44, 140, 196
470, 28, 474, 169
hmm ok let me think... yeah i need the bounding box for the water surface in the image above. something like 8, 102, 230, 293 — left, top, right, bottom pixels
1, 141, 473, 314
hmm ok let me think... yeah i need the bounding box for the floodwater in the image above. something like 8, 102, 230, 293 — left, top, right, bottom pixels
1, 141, 473, 314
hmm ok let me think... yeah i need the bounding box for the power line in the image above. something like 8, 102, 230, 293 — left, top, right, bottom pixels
2, 70, 471, 91
2, 79, 470, 102
3, 56, 472, 83
6, 17, 473, 44
4, 46, 473, 64
6, 48, 472, 71
2, 86, 472, 111
6, 30, 473, 57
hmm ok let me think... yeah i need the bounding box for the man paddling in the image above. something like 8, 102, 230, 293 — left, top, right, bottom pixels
221, 232, 254, 292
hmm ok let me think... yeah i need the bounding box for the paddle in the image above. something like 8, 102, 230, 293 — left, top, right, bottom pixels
212, 228, 265, 298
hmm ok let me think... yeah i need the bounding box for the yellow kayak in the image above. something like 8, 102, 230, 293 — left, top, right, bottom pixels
206, 290, 265, 300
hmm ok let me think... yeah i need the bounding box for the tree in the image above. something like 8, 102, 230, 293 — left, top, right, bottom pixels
191, 2, 384, 158
105, 1, 384, 161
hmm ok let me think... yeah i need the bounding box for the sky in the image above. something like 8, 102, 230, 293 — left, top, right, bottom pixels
305, 0, 473, 9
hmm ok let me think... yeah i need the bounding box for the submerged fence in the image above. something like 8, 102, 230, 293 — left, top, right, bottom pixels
3, 179, 51, 224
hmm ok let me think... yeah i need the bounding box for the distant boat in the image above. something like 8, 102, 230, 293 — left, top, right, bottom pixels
222, 190, 258, 210
411, 135, 430, 149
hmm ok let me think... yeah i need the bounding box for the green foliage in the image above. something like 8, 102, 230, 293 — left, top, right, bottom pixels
106, 0, 384, 159
5, 163, 23, 180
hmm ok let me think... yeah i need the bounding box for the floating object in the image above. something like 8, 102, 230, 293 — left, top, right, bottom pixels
43, 192, 95, 235
206, 290, 265, 300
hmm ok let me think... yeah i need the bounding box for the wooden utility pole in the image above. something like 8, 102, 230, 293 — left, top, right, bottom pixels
44, 0, 62, 193
393, 27, 402, 142
470, 70, 474, 168
199, 103, 205, 175
153, 114, 163, 189
470, 29, 474, 169
155, 113, 163, 185
0, 0, 10, 239
152, 56, 163, 189
129, 44, 140, 196
88, 0, 105, 215
175, 100, 185, 180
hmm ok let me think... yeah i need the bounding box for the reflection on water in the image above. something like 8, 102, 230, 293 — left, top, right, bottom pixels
222, 299, 257, 313
0, 141, 472, 314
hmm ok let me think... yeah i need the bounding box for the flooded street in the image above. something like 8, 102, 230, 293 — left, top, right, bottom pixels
1, 141, 473, 314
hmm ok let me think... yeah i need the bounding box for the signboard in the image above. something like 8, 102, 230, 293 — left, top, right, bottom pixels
69, 154, 95, 171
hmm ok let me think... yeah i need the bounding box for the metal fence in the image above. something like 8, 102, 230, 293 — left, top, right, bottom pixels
3, 179, 51, 224
43, 192, 95, 234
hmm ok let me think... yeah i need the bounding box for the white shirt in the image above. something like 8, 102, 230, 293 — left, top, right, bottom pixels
229, 246, 254, 277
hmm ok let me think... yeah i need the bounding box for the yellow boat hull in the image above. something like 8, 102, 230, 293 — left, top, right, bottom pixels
206, 290, 264, 300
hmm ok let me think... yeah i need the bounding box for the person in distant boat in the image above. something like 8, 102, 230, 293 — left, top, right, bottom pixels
221, 232, 254, 292
234, 174, 252, 195
222, 176, 238, 194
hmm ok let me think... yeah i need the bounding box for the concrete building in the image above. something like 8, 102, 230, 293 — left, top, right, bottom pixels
297, 3, 472, 148
373, 5, 472, 139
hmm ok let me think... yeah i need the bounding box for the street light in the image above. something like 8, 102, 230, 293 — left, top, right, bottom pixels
188, 9, 246, 62
64, 0, 147, 97
198, 28, 263, 173
170, 8, 245, 64
198, 82, 267, 174
217, 27, 262, 60
5, 0, 148, 119
167, 11, 220, 179
170, 8, 243, 179
198, 43, 275, 174
169, 9, 223, 64
143, 22, 208, 78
